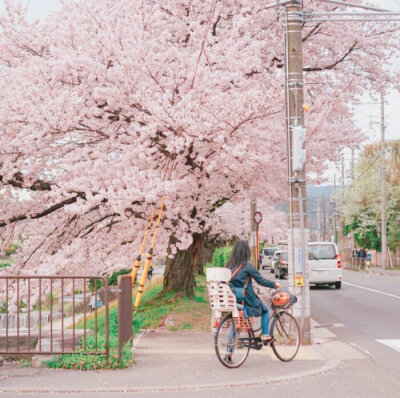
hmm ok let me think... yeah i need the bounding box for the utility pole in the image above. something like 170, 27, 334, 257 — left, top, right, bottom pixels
285, 0, 310, 344
322, 193, 326, 242
380, 90, 387, 269
333, 174, 337, 244
351, 147, 355, 181
317, 199, 321, 241
341, 156, 345, 203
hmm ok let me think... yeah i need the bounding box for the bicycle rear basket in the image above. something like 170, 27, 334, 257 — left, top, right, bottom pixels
234, 310, 253, 331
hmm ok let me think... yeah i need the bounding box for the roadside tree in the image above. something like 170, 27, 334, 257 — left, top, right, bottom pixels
0, 0, 399, 296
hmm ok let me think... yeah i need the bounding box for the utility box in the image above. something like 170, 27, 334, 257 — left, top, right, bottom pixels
292, 126, 306, 172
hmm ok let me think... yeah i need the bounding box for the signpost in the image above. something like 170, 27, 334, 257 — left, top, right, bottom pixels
254, 212, 262, 269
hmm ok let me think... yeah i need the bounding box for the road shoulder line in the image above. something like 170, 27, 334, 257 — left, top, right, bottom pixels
343, 281, 400, 300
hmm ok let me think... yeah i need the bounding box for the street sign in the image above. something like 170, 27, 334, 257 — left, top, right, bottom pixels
253, 211, 262, 224
295, 247, 303, 272
295, 275, 304, 287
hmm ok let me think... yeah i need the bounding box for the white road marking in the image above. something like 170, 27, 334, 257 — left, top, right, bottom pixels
343, 281, 400, 300
377, 339, 400, 353
333, 323, 345, 327
349, 342, 373, 358
314, 323, 345, 329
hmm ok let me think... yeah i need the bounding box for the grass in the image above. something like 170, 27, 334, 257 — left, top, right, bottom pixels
133, 275, 210, 333
0, 257, 14, 268
45, 275, 211, 370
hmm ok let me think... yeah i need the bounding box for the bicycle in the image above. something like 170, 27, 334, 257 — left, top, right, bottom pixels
212, 288, 300, 368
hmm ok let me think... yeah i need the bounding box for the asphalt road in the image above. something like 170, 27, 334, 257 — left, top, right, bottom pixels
255, 267, 400, 398
310, 268, 400, 382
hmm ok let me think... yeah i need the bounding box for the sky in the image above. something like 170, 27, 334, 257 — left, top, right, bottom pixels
2, 0, 400, 183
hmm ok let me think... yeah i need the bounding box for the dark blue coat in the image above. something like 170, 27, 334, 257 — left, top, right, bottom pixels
229, 262, 277, 317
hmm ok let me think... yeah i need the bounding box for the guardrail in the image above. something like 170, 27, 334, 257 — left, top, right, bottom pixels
0, 276, 109, 359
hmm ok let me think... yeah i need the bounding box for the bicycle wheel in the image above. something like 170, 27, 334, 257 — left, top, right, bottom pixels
214, 314, 250, 368
270, 311, 300, 362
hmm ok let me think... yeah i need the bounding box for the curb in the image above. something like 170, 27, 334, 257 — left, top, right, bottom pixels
0, 359, 341, 394
131, 330, 145, 352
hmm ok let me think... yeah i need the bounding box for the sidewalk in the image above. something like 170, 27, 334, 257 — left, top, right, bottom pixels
0, 320, 365, 394
365, 266, 399, 277
345, 265, 400, 277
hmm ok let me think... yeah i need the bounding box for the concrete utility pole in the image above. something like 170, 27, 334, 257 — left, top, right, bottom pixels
380, 90, 387, 269
334, 174, 338, 244
341, 156, 345, 202
351, 147, 355, 181
322, 194, 326, 242
285, 0, 311, 344
317, 199, 321, 241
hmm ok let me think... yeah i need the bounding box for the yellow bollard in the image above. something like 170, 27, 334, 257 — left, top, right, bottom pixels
134, 197, 165, 312
131, 206, 157, 284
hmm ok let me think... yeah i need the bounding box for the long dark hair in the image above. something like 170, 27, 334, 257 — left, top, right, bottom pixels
226, 240, 250, 270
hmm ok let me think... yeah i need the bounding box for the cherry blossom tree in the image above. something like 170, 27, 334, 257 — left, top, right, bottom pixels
0, 0, 399, 296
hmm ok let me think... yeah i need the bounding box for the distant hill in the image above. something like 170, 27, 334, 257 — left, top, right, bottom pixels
307, 185, 335, 198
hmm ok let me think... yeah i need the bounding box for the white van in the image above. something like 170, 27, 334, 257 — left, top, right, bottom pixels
261, 247, 278, 270
308, 242, 342, 289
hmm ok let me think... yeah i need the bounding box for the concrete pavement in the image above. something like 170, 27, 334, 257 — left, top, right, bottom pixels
364, 266, 400, 277
0, 321, 365, 395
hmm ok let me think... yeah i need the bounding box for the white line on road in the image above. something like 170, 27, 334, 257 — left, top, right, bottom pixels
343, 281, 400, 300
349, 342, 373, 359
377, 339, 400, 353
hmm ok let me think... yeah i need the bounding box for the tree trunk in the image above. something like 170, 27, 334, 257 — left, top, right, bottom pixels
193, 234, 205, 275
163, 233, 225, 296
163, 234, 200, 297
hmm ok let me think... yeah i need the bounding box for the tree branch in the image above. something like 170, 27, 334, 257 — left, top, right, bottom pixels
0, 173, 52, 191
304, 42, 357, 72
0, 193, 85, 228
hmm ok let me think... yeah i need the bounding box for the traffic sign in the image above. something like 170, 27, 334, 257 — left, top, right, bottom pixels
295, 275, 304, 287
253, 211, 262, 224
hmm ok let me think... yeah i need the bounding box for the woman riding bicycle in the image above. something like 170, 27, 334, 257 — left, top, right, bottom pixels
227, 240, 280, 344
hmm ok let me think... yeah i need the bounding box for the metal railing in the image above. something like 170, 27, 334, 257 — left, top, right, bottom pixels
0, 276, 109, 358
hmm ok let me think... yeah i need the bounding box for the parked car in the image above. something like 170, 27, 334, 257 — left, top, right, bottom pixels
308, 242, 342, 289
260, 247, 278, 270
274, 250, 288, 279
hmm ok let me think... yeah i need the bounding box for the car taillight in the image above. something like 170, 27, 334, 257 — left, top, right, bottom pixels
336, 254, 342, 268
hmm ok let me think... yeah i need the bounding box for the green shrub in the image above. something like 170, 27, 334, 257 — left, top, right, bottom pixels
89, 269, 131, 291
45, 339, 132, 370
19, 299, 27, 309
107, 269, 131, 286
0, 302, 8, 314
212, 246, 232, 267
5, 243, 18, 255
88, 278, 104, 292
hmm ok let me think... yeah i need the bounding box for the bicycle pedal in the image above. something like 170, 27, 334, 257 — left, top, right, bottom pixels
263, 338, 275, 346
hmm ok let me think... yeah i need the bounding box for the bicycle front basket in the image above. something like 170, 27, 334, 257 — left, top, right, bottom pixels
270, 290, 297, 309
